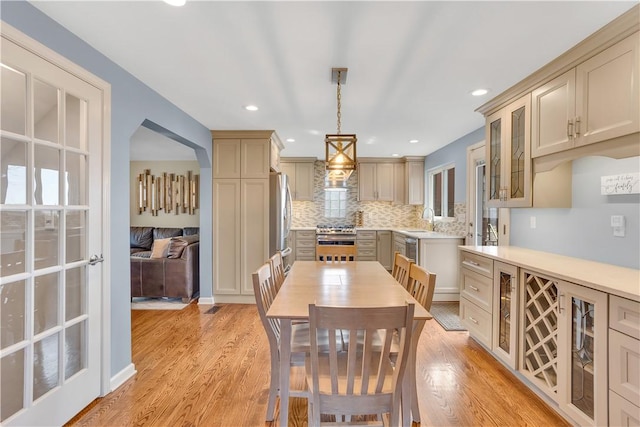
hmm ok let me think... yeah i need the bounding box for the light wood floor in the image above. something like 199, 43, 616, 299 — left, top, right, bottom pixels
67, 303, 570, 426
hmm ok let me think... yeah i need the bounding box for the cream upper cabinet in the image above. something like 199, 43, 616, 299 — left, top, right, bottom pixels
405, 157, 425, 205
281, 159, 315, 201
486, 93, 532, 208
213, 139, 242, 178
532, 34, 640, 158
212, 131, 282, 179
358, 162, 394, 201
575, 34, 639, 147
393, 163, 406, 205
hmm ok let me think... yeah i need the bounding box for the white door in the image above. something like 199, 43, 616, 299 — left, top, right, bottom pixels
466, 142, 508, 246
1, 34, 104, 425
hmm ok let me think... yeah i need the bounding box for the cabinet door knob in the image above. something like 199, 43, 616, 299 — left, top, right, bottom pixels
567, 119, 574, 139
574, 116, 581, 136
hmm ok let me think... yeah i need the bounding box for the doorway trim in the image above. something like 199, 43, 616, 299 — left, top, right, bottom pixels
1, 22, 113, 397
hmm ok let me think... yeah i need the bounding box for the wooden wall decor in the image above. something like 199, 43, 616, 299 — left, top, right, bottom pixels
136, 169, 200, 216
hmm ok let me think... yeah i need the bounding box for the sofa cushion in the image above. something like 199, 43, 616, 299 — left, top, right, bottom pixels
167, 235, 199, 259
130, 227, 154, 250
183, 227, 199, 236
131, 251, 151, 258
154, 227, 183, 240
150, 238, 172, 259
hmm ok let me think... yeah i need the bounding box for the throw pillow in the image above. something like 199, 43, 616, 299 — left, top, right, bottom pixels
167, 234, 199, 259
150, 238, 171, 259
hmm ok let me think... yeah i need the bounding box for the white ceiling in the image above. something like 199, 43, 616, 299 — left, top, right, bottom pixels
31, 1, 637, 160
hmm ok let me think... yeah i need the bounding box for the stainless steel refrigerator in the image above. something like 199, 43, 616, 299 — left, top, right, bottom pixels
269, 172, 292, 263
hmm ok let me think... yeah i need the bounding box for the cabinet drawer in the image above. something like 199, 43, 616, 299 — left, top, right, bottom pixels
610, 295, 640, 340
609, 328, 640, 405
357, 248, 376, 258
357, 239, 376, 248
609, 390, 640, 427
356, 230, 376, 240
460, 298, 492, 348
460, 251, 493, 278
296, 230, 316, 239
296, 239, 316, 248
296, 247, 316, 259
460, 267, 493, 313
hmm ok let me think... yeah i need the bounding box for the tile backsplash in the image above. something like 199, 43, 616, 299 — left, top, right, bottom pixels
290, 161, 466, 237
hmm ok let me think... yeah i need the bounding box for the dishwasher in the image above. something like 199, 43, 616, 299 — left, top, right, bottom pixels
405, 237, 418, 262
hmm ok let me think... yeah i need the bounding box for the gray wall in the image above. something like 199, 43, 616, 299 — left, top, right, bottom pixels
425, 127, 484, 203
2, 2, 214, 380
511, 156, 640, 269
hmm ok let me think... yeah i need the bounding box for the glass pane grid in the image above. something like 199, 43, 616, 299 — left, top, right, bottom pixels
324, 189, 347, 218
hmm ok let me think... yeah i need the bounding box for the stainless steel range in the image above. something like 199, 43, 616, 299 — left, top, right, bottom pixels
316, 224, 357, 245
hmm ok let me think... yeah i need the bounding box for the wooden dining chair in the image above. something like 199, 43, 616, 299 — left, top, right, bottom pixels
252, 262, 339, 422
406, 263, 436, 311
305, 302, 415, 426
391, 252, 413, 290
316, 244, 357, 263
269, 251, 286, 291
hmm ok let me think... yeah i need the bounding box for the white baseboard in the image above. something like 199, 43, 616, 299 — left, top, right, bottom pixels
110, 363, 136, 392
198, 297, 215, 305
433, 293, 460, 302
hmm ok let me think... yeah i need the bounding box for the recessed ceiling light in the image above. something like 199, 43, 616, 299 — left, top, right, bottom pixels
409, 139, 419, 144
391, 153, 400, 157
286, 138, 295, 143
244, 105, 259, 111
163, 0, 186, 6
471, 88, 489, 96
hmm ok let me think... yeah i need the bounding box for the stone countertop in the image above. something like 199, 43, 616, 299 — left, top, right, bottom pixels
291, 227, 464, 239
460, 245, 640, 302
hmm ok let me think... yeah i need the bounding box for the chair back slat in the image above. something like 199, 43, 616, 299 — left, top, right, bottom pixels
316, 244, 357, 263
391, 252, 414, 289
269, 251, 286, 291
407, 263, 436, 311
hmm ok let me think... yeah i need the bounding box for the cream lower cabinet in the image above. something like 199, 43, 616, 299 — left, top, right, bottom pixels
376, 231, 392, 270
294, 230, 316, 260
493, 262, 518, 369
213, 179, 269, 299
459, 251, 494, 347
392, 232, 405, 257
519, 270, 608, 427
460, 248, 617, 426
608, 296, 640, 426
356, 230, 376, 261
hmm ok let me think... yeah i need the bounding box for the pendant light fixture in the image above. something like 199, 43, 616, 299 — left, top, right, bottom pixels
325, 68, 357, 183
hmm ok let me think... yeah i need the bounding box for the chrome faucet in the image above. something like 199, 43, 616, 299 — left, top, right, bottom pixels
421, 207, 435, 231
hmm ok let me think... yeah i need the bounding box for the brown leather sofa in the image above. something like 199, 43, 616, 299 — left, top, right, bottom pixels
130, 227, 200, 302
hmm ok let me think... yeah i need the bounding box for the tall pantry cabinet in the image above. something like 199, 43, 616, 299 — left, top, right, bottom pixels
212, 130, 283, 303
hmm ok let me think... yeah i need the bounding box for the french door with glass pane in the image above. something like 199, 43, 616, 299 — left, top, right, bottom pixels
1, 32, 104, 426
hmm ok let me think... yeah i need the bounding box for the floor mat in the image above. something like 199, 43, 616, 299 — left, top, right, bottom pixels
131, 297, 190, 310
429, 302, 466, 331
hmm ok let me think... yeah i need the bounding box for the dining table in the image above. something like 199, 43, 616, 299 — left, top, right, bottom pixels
266, 260, 432, 427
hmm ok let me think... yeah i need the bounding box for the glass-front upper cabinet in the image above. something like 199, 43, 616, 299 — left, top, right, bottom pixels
485, 93, 532, 208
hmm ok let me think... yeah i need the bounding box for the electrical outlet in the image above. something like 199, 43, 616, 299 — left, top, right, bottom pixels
530, 216, 536, 229
611, 215, 625, 237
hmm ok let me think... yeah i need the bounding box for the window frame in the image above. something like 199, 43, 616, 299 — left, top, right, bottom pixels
427, 163, 455, 219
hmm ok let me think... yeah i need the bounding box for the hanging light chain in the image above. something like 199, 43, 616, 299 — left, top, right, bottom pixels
336, 70, 342, 135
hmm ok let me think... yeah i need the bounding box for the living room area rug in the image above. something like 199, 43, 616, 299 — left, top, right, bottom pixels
429, 302, 466, 331
131, 297, 190, 310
